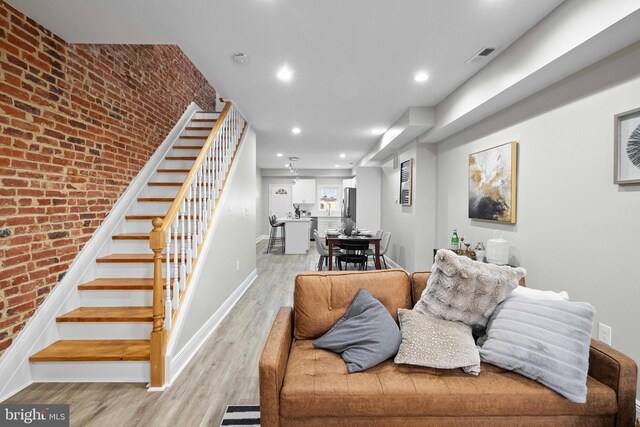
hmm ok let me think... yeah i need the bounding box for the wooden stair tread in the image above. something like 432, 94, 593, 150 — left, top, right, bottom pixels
78, 278, 157, 290
126, 214, 200, 220
156, 169, 189, 173
112, 233, 150, 240
148, 182, 182, 187
57, 306, 153, 322
179, 136, 207, 140
190, 119, 216, 123
165, 156, 197, 160
186, 127, 213, 130
30, 340, 150, 362
173, 145, 204, 150
96, 253, 187, 263
137, 197, 174, 202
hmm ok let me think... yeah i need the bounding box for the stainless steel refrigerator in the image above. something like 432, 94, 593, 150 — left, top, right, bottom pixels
342, 187, 356, 222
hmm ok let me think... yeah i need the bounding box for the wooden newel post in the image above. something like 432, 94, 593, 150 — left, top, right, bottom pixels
150, 217, 166, 388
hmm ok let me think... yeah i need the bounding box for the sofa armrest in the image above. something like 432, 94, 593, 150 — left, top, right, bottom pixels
259, 307, 294, 427
588, 339, 637, 427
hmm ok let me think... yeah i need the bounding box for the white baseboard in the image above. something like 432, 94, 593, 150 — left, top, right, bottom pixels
636, 399, 639, 422
166, 269, 257, 387
0, 103, 200, 402
256, 234, 268, 243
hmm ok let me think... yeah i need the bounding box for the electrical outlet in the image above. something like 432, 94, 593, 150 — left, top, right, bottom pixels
598, 323, 612, 345
236, 260, 240, 271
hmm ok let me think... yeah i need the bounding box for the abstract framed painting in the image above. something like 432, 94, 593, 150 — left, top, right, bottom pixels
614, 107, 640, 185
468, 141, 517, 223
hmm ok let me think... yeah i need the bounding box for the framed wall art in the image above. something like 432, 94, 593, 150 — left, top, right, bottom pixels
468, 141, 517, 223
399, 159, 412, 206
614, 107, 640, 185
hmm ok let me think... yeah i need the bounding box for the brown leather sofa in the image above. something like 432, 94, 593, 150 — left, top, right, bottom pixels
259, 269, 638, 426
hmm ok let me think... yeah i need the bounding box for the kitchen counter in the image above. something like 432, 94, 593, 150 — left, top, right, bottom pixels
277, 218, 310, 254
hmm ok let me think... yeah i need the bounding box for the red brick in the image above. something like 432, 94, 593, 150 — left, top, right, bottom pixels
0, 0, 216, 359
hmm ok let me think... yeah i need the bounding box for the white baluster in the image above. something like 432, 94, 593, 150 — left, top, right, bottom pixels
191, 180, 198, 257
180, 199, 186, 289
198, 167, 204, 244
164, 229, 172, 330
186, 185, 193, 273
172, 217, 179, 309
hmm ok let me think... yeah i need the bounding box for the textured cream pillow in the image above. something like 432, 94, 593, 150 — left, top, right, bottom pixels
394, 308, 480, 375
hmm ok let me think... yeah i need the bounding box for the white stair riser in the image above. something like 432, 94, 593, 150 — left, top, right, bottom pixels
139, 186, 180, 198
78, 290, 152, 307
182, 129, 211, 137
58, 322, 152, 340
110, 240, 152, 254
169, 147, 202, 156
122, 220, 154, 234
30, 361, 149, 382
128, 201, 172, 214
194, 112, 219, 120
152, 172, 188, 183
96, 262, 193, 278
160, 159, 197, 169
174, 139, 206, 148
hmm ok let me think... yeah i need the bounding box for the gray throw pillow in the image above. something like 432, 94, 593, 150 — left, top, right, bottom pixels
395, 309, 480, 375
478, 295, 595, 403
313, 288, 402, 373
414, 249, 526, 334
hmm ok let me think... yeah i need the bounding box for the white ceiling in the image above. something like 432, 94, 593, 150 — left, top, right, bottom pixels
9, 0, 566, 169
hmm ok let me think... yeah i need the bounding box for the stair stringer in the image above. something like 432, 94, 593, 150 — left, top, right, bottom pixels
157, 124, 255, 390
0, 103, 201, 402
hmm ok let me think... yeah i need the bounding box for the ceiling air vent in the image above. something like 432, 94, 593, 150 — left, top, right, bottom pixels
465, 46, 496, 64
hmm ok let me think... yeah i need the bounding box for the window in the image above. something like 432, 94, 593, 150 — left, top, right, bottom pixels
318, 186, 339, 211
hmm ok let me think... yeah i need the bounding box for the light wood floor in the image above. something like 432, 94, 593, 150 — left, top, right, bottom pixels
5, 239, 320, 426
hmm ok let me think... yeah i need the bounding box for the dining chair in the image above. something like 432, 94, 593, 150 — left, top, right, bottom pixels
366, 231, 391, 269
336, 239, 369, 271
314, 230, 343, 271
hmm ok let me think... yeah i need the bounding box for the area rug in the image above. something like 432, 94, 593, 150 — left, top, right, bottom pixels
220, 405, 260, 426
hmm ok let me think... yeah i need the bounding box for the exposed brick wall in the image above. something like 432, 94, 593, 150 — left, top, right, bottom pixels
0, 1, 217, 355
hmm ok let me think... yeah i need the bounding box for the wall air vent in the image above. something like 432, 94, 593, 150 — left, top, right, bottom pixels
465, 46, 497, 64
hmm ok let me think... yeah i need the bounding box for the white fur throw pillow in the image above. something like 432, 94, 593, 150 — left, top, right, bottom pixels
414, 249, 526, 333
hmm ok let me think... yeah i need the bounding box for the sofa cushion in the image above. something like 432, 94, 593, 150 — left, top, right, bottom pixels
394, 308, 480, 375
294, 269, 412, 340
478, 295, 595, 403
314, 288, 402, 373
414, 250, 525, 333
280, 340, 617, 419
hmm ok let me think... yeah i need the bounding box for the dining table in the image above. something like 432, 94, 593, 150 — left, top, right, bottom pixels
326, 233, 382, 271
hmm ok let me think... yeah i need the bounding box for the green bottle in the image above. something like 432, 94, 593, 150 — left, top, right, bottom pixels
450, 229, 459, 252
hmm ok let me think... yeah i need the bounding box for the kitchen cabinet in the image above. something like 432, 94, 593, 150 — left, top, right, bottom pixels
292, 179, 316, 204
317, 217, 342, 237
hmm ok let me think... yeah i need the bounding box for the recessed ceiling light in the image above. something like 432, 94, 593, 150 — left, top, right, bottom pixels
414, 71, 429, 83
370, 128, 386, 135
291, 127, 301, 134
284, 163, 290, 167
339, 153, 346, 158
276, 153, 283, 157
334, 164, 339, 168
277, 66, 293, 82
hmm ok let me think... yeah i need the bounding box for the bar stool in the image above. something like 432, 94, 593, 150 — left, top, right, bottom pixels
266, 215, 286, 254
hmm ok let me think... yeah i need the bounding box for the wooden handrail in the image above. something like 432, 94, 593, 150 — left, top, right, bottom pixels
152, 102, 231, 240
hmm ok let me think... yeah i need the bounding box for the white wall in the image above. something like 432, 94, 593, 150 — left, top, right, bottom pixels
380, 141, 437, 272
436, 43, 640, 398
256, 166, 263, 239
175, 128, 257, 351
355, 166, 381, 232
